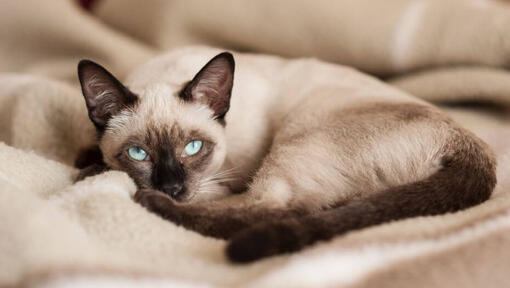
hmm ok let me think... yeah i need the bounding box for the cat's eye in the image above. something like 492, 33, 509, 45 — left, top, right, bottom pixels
184, 140, 203, 156
128, 146, 148, 161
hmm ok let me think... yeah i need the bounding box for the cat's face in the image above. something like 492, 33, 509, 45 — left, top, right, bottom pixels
78, 53, 235, 201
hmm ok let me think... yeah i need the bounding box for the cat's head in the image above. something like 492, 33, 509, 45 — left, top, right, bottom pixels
77, 52, 234, 202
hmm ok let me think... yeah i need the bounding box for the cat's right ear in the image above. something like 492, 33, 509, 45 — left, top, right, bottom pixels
179, 52, 235, 121
78, 60, 137, 131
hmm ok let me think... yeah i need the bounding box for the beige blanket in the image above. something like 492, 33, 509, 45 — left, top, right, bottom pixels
1, 0, 510, 287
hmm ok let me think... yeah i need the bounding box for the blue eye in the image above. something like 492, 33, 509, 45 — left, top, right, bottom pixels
128, 146, 148, 161
184, 140, 203, 156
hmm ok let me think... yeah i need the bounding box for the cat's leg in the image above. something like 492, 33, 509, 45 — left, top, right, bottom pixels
134, 188, 306, 239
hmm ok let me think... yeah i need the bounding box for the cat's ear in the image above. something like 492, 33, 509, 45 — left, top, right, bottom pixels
180, 52, 235, 120
78, 60, 137, 131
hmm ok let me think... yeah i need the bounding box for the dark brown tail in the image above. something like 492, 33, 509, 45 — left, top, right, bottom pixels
227, 132, 497, 263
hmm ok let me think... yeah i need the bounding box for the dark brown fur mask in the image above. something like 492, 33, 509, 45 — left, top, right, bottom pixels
77, 52, 235, 202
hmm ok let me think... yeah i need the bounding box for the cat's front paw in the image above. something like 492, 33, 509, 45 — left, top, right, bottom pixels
226, 219, 303, 263
134, 189, 182, 221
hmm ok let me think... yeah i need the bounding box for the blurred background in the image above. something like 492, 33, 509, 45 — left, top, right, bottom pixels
1, 0, 510, 84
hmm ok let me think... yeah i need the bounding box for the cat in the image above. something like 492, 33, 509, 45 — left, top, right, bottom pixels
76, 46, 496, 263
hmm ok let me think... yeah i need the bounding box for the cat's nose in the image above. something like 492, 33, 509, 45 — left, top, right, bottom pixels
162, 183, 185, 199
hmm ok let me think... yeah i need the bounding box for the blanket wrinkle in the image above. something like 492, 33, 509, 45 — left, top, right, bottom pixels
0, 1, 510, 287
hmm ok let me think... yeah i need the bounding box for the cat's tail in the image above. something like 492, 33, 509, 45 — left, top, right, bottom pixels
226, 130, 497, 263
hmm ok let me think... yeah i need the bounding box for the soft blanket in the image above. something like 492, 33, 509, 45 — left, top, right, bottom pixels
1, 0, 510, 287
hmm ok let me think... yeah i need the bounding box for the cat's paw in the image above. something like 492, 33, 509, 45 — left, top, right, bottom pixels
134, 189, 180, 220
134, 189, 170, 209
226, 219, 303, 263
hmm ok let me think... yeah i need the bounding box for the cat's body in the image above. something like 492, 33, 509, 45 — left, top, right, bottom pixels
122, 47, 448, 205
77, 46, 496, 263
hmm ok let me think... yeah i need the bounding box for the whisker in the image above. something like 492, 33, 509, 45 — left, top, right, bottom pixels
200, 177, 238, 186
199, 166, 242, 186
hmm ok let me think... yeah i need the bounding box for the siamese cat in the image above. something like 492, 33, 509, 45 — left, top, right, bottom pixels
76, 47, 496, 263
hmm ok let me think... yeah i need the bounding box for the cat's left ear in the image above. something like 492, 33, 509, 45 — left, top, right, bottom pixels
180, 52, 235, 120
